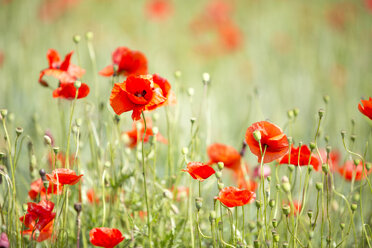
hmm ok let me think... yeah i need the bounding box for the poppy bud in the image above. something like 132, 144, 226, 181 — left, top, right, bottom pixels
322, 164, 329, 174
318, 109, 325, 119
255, 200, 262, 209
307, 210, 313, 219
269, 199, 275, 208
353, 193, 360, 202
53, 146, 59, 154
253, 240, 260, 248
324, 135, 329, 143
187, 88, 195, 97
340, 223, 345, 230
190, 117, 196, 124
86, 31, 94, 41
287, 136, 293, 145
43, 180, 49, 190
331, 200, 339, 212
307, 143, 315, 152
163, 189, 173, 199
350, 135, 356, 143
170, 204, 179, 215
340, 130, 346, 139
0, 109, 7, 119
209, 211, 216, 222
202, 72, 210, 85
152, 113, 159, 122
218, 182, 224, 190
39, 169, 46, 181
217, 162, 224, 171
272, 218, 278, 228
174, 70, 182, 79
195, 197, 203, 210
351, 204, 357, 212
353, 159, 360, 166
282, 205, 290, 216
215, 171, 222, 179
273, 233, 280, 243
366, 163, 372, 170
287, 164, 294, 172
275, 184, 281, 190
15, 127, 23, 137
282, 182, 291, 194
316, 182, 323, 191
287, 110, 294, 119
323, 95, 330, 104
74, 203, 82, 213
73, 35, 81, 44
253, 130, 261, 142
293, 108, 299, 117
43, 135, 52, 145
181, 147, 189, 155
74, 80, 82, 89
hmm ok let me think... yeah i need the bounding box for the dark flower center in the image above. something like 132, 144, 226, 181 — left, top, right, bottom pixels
135, 90, 147, 98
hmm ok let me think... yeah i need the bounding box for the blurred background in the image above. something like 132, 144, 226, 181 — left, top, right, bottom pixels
0, 0, 372, 172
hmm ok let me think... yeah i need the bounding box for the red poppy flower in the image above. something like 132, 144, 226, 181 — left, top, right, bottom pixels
182, 162, 215, 181
145, 0, 173, 21
52, 82, 90, 100
89, 227, 125, 248
20, 200, 56, 232
217, 186, 256, 208
123, 117, 167, 148
337, 160, 372, 181
39, 49, 85, 87
358, 97, 372, 120
279, 145, 320, 169
28, 178, 63, 200
46, 168, 83, 186
87, 188, 100, 204
245, 121, 289, 163
99, 47, 148, 77
110, 74, 169, 121
316, 149, 341, 172
22, 220, 54, 242
207, 143, 241, 171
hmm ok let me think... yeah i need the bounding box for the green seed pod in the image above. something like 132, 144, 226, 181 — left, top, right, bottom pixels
269, 199, 275, 208
309, 142, 316, 151
272, 218, 278, 228
308, 165, 314, 173
293, 108, 299, 117
253, 130, 261, 142
353, 193, 360, 202
322, 164, 329, 174
318, 108, 325, 119
209, 211, 216, 222
353, 159, 361, 166
202, 72, 210, 85
257, 221, 263, 229
195, 197, 203, 210
273, 233, 280, 243
307, 210, 313, 219
0, 109, 8, 118
340, 223, 345, 230
350, 135, 356, 143
15, 127, 23, 137
215, 171, 222, 179
282, 205, 290, 216
316, 182, 323, 191
351, 204, 357, 212
73, 35, 81, 44
366, 163, 372, 170
255, 200, 262, 209
287, 164, 295, 172
217, 162, 224, 170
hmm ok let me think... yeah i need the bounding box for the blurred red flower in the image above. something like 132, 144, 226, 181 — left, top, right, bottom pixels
366, 0, 372, 12
279, 145, 320, 170
245, 121, 289, 163
46, 168, 83, 186
99, 47, 148, 77
172, 186, 189, 201
53, 82, 90, 100
337, 160, 371, 181
39, 49, 85, 87
39, 0, 81, 22
28, 178, 63, 200
283, 200, 302, 216
316, 148, 341, 172
0, 51, 4, 69
145, 0, 173, 21
207, 143, 241, 171
237, 178, 258, 192
87, 188, 100, 204
110, 74, 170, 121
217, 22, 243, 52
217, 186, 256, 208
48, 151, 75, 168
123, 118, 167, 148
20, 200, 56, 233
89, 227, 125, 248
182, 162, 215, 181
358, 97, 372, 120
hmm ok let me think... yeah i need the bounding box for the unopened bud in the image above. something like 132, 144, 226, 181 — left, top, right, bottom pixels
322, 164, 329, 174
15, 127, 23, 137
217, 162, 224, 170
257, 221, 263, 229
318, 109, 325, 119
323, 95, 330, 104
163, 189, 173, 199
366, 163, 372, 170
287, 110, 294, 119
218, 182, 224, 190
0, 109, 8, 119
74, 203, 82, 213
288, 164, 295, 172
340, 223, 345, 230
353, 159, 360, 166
181, 147, 189, 155
308, 165, 313, 172
187, 88, 194, 97
253, 130, 261, 142
307, 210, 313, 219
195, 197, 203, 210
73, 35, 81, 44
269, 199, 275, 208
255, 200, 262, 209
293, 108, 299, 117
282, 182, 291, 193
209, 211, 216, 222
74, 80, 81, 89
324, 136, 329, 143
351, 204, 357, 212
353, 193, 360, 202
287, 136, 293, 145
104, 161, 111, 168
43, 135, 52, 145
309, 142, 316, 151
282, 205, 290, 216
86, 31, 94, 40
75, 118, 82, 127
267, 176, 271, 182
215, 171, 222, 179
316, 182, 323, 191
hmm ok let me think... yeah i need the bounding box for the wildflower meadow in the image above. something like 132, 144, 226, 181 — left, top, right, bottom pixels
1, 0, 372, 247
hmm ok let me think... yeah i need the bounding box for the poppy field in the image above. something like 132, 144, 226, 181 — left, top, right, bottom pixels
1, 0, 372, 247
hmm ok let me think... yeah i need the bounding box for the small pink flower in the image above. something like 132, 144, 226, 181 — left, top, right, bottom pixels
0, 233, 9, 248
253, 165, 271, 179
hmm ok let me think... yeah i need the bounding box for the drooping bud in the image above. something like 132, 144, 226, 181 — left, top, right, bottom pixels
253, 130, 261, 142
340, 223, 345, 230
215, 171, 222, 179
